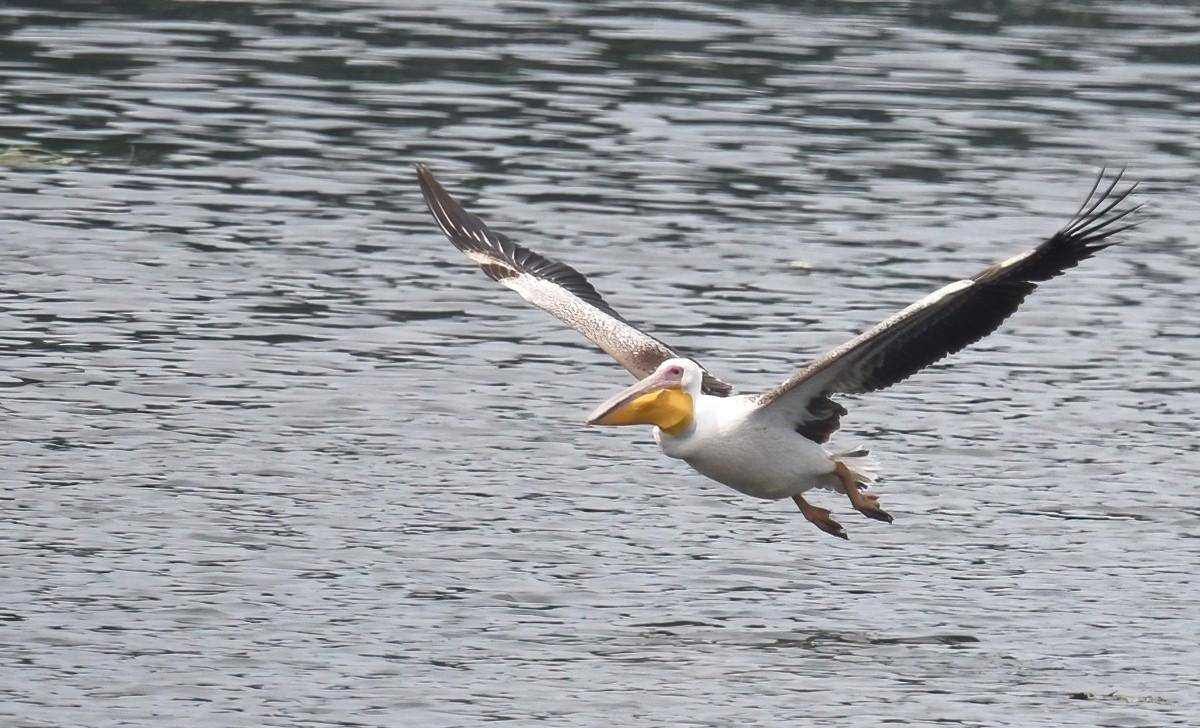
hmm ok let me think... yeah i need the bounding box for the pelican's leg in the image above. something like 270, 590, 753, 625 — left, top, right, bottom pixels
793, 494, 848, 540
835, 461, 893, 523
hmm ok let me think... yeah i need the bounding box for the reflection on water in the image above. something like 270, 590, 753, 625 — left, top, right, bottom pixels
1, 1, 1198, 726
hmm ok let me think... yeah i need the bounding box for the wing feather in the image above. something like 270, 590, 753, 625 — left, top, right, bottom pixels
417, 164, 734, 395
755, 169, 1141, 442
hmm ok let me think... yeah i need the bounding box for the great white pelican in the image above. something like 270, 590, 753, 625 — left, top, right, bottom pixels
417, 164, 1139, 538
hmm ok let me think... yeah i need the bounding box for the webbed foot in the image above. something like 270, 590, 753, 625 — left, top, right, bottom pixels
793, 494, 848, 539
835, 461, 893, 523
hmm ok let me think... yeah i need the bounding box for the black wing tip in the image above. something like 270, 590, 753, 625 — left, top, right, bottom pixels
415, 162, 451, 207
415, 161, 496, 257
414, 161, 435, 188
996, 167, 1142, 284
1062, 167, 1142, 246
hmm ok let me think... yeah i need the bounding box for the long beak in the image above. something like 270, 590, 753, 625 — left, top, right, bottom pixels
586, 369, 683, 427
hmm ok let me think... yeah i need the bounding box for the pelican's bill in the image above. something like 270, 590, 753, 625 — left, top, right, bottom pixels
587, 368, 694, 434
589, 388, 693, 433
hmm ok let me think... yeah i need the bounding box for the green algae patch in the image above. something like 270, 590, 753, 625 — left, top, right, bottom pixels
0, 146, 78, 167
1069, 691, 1169, 704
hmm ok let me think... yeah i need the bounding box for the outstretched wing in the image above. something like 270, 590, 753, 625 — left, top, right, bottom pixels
417, 163, 733, 395
755, 169, 1141, 442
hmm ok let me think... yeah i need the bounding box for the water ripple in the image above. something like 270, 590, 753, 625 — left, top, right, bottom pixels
1, 1, 1198, 727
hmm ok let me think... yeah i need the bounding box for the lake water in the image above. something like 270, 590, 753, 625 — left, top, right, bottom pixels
1, 1, 1198, 726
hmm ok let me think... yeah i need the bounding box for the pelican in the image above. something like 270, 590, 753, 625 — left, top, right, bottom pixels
417, 164, 1140, 538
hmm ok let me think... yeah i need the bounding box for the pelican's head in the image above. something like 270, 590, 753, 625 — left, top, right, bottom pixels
585, 358, 702, 435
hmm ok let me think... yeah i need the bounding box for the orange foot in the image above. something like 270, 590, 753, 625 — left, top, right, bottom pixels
793, 494, 848, 539
835, 461, 893, 523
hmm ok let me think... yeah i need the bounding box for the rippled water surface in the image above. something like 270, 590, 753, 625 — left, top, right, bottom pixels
2, 1, 1198, 726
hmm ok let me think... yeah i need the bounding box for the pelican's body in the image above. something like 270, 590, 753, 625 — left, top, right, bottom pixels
417, 163, 1140, 538
656, 393, 840, 500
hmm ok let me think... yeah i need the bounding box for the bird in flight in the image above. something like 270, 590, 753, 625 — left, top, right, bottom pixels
417, 164, 1139, 538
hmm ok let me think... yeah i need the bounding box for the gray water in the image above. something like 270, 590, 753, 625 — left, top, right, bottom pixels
2, 1, 1198, 726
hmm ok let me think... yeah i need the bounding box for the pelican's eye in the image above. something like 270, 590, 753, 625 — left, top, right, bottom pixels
666, 365, 683, 377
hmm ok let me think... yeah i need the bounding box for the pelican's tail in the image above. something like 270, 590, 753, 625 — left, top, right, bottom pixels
832, 448, 878, 486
